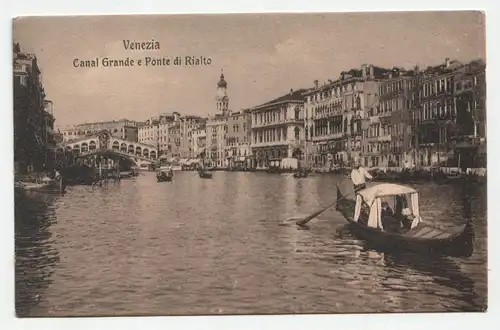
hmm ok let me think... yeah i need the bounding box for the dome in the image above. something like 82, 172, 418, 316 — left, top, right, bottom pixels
217, 73, 227, 88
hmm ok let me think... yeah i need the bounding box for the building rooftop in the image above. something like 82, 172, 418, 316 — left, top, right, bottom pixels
253, 88, 309, 110
422, 58, 464, 77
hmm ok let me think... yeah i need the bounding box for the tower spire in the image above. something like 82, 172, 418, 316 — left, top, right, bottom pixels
216, 69, 229, 115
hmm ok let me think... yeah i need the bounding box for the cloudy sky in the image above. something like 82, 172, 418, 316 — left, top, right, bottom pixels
13, 12, 485, 128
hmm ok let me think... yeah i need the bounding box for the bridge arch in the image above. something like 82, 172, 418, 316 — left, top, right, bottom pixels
63, 130, 158, 163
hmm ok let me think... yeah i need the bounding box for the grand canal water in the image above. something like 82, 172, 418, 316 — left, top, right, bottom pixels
15, 171, 487, 316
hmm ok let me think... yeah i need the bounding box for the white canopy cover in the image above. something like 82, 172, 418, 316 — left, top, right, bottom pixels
353, 183, 423, 230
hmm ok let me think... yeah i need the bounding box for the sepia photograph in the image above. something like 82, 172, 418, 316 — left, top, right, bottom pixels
12, 12, 487, 317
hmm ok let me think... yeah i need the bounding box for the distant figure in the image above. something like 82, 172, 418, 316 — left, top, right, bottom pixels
350, 163, 373, 192
395, 195, 413, 230
381, 201, 402, 232
381, 202, 393, 217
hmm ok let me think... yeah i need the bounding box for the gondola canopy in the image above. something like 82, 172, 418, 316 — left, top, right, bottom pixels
354, 183, 422, 230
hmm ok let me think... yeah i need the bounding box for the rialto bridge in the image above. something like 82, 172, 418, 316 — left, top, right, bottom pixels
57, 130, 158, 164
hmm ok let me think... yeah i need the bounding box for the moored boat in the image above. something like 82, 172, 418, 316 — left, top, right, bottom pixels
15, 176, 65, 193
335, 183, 474, 258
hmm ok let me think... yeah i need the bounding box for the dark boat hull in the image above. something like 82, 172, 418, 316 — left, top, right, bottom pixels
157, 172, 173, 182
199, 172, 213, 179
335, 186, 474, 258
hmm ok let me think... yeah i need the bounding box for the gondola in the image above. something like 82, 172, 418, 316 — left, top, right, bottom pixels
156, 170, 173, 182
198, 170, 213, 179
293, 170, 309, 178
335, 183, 474, 258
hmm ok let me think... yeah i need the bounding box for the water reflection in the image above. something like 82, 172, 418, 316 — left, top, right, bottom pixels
15, 190, 61, 316
15, 172, 487, 316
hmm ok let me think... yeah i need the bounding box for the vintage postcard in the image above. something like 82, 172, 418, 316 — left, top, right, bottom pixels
13, 12, 486, 317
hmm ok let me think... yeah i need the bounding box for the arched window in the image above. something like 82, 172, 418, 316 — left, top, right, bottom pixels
294, 127, 300, 140
294, 107, 301, 121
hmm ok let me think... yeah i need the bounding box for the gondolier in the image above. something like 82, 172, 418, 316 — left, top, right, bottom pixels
350, 162, 373, 192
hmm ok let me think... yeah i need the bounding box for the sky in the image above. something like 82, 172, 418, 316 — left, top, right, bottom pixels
13, 11, 485, 128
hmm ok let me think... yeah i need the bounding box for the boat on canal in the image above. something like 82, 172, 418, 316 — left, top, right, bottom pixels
15, 176, 65, 193
156, 168, 173, 182
198, 170, 213, 179
156, 165, 173, 182
293, 169, 309, 178
335, 183, 474, 258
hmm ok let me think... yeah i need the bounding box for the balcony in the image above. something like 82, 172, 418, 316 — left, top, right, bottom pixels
13, 63, 28, 74
312, 132, 343, 142
290, 139, 305, 148
314, 111, 343, 120
252, 117, 304, 129
377, 134, 392, 142
251, 140, 289, 148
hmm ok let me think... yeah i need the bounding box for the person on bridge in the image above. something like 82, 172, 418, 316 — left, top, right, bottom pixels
350, 162, 373, 193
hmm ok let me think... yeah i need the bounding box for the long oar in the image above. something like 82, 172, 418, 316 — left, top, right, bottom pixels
293, 175, 377, 226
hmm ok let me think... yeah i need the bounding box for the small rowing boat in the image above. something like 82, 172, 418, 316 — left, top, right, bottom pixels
335, 183, 474, 258
156, 169, 173, 182
293, 169, 309, 178
198, 170, 213, 179
15, 177, 65, 193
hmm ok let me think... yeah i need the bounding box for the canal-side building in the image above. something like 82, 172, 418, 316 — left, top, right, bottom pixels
191, 124, 207, 158
415, 58, 463, 167
305, 64, 390, 169
43, 100, 57, 169
138, 112, 205, 158
206, 72, 231, 168
372, 67, 418, 168
250, 88, 308, 169
13, 43, 47, 173
452, 59, 486, 168
138, 112, 179, 153
63, 119, 140, 143
180, 115, 205, 158
225, 109, 252, 169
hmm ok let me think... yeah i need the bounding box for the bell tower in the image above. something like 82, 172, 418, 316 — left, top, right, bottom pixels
216, 69, 229, 116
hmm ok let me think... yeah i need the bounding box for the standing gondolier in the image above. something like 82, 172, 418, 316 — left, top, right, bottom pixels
350, 162, 373, 193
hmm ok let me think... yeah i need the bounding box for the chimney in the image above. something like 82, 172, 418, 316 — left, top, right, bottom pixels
445, 58, 450, 68
369, 65, 374, 77
290, 88, 294, 95
361, 64, 367, 78
341, 72, 345, 80
313, 80, 319, 89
